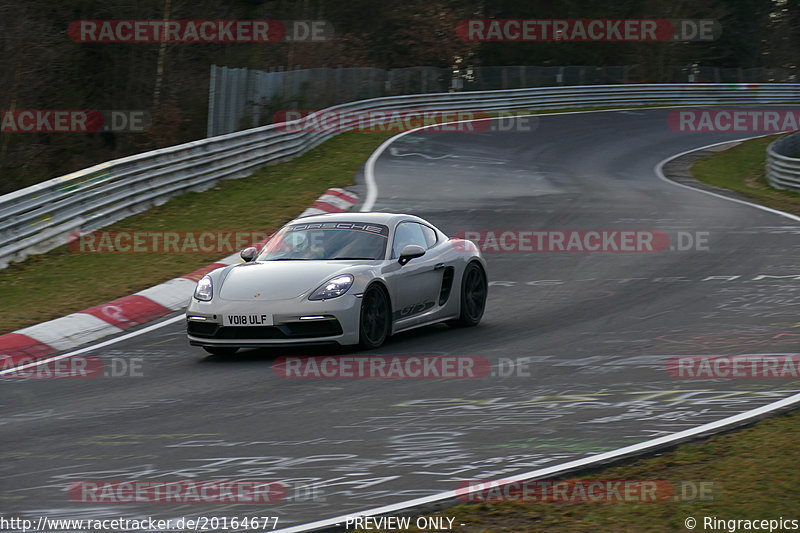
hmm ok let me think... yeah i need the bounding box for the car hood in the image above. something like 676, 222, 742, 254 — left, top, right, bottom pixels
218, 260, 365, 301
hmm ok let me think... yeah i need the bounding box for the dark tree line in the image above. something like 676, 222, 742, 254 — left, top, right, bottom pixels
0, 0, 797, 193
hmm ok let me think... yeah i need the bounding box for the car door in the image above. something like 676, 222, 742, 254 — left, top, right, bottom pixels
387, 221, 444, 328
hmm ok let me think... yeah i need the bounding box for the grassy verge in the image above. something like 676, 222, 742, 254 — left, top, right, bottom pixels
0, 131, 394, 333
355, 408, 800, 532
691, 134, 800, 215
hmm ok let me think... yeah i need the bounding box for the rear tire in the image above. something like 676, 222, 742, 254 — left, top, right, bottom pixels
203, 346, 239, 356
359, 284, 391, 349
452, 262, 487, 327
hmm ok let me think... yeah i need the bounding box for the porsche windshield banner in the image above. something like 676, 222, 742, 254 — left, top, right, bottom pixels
286, 222, 389, 237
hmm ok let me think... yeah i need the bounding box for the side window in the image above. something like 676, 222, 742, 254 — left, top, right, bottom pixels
392, 222, 427, 258
420, 224, 437, 249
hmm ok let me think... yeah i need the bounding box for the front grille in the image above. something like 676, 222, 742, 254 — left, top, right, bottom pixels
187, 321, 218, 337
216, 326, 287, 339
285, 320, 343, 337
188, 319, 342, 340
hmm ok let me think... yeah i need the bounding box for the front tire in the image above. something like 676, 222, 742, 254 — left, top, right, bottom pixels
453, 262, 487, 327
203, 346, 239, 356
359, 284, 391, 349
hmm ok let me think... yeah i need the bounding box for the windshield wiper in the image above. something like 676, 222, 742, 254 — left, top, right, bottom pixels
329, 256, 378, 260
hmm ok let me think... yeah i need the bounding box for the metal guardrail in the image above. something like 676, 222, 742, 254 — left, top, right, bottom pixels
767, 131, 800, 192
208, 64, 800, 136
2, 83, 800, 269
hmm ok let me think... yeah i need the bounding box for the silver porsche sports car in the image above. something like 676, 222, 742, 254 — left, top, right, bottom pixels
186, 212, 487, 355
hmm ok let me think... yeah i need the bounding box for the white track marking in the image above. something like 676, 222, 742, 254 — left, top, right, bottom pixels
320, 111, 800, 533
361, 104, 725, 212
0, 314, 184, 376
273, 390, 800, 532
654, 135, 800, 222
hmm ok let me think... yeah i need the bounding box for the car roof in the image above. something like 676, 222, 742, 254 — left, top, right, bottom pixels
290, 211, 428, 228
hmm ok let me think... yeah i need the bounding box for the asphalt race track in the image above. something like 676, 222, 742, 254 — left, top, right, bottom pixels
4, 108, 800, 530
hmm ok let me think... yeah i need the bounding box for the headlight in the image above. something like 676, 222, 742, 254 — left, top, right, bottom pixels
309, 274, 353, 300
194, 276, 213, 301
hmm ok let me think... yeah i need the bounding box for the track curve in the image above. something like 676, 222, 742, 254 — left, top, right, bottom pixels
3, 107, 800, 530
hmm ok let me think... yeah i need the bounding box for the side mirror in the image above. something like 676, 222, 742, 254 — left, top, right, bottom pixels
240, 246, 258, 262
398, 244, 425, 266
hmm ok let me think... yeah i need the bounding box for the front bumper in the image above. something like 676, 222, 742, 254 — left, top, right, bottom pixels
186, 294, 361, 347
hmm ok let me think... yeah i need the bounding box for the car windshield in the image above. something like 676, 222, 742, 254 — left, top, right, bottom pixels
257, 221, 389, 261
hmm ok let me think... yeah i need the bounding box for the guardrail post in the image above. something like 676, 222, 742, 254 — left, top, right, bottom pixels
207, 65, 217, 138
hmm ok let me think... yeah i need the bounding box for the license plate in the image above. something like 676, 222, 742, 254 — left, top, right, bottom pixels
225, 314, 273, 326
